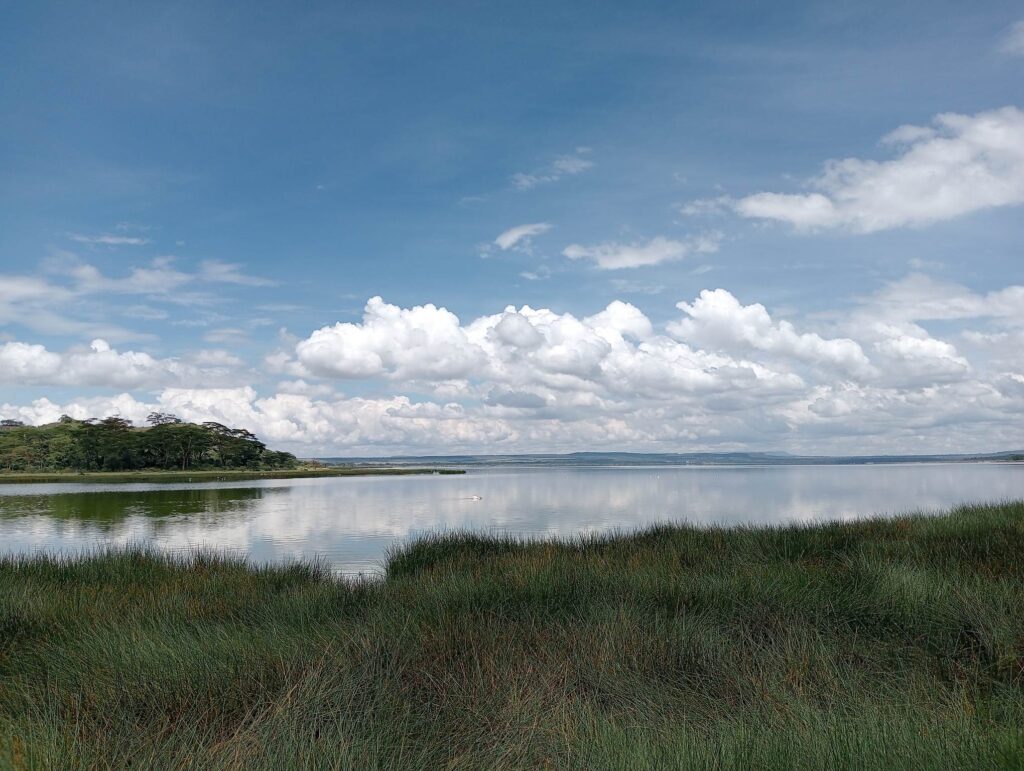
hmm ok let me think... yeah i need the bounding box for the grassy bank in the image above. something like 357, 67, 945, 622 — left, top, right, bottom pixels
1, 503, 1023, 769
0, 466, 464, 484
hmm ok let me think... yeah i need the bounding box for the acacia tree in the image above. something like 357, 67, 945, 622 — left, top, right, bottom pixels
147, 412, 182, 427
97, 417, 135, 471
202, 422, 266, 468
173, 423, 213, 470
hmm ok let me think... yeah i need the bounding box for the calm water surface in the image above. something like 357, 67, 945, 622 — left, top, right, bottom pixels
1, 464, 1022, 574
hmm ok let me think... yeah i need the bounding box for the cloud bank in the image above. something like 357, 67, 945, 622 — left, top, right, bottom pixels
6, 277, 1021, 456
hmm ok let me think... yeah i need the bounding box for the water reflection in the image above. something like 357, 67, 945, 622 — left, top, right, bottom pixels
0, 464, 1022, 573
0, 486, 272, 523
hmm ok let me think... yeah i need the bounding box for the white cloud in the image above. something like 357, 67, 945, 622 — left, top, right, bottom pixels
494, 222, 553, 252
198, 260, 276, 286
519, 265, 551, 281
68, 258, 193, 295
282, 293, 807, 407
551, 156, 594, 175
0, 339, 244, 389
999, 20, 1024, 56
668, 289, 873, 377
0, 258, 274, 339
65, 257, 273, 295
69, 233, 150, 246
512, 150, 595, 190
295, 297, 486, 380
276, 379, 337, 397
692, 107, 1024, 233
280, 287, 1001, 401
563, 233, 720, 269
0, 274, 136, 340
837, 275, 1024, 386
872, 332, 969, 380
860, 273, 1024, 323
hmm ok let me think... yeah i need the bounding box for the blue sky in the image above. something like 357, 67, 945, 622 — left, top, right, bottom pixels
1, 1, 1023, 455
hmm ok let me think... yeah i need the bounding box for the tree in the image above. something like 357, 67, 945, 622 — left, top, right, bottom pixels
180, 423, 214, 470
202, 422, 265, 467
96, 416, 135, 471
147, 412, 182, 426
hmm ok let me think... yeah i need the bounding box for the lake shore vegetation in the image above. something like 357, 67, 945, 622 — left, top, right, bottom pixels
0, 413, 302, 474
1, 501, 1023, 768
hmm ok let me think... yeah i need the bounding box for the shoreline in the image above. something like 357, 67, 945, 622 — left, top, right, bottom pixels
0, 466, 465, 484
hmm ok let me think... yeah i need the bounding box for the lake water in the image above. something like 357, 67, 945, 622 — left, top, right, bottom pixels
1, 463, 1022, 574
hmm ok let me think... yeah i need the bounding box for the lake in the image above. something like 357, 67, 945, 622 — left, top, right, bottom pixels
1, 463, 1023, 574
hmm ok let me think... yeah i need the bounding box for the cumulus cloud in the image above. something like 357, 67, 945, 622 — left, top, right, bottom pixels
836, 275, 1024, 385
871, 331, 969, 380
282, 286, 976, 404
277, 293, 817, 411
295, 297, 486, 380
0, 339, 244, 389
689, 107, 1024, 233
494, 223, 553, 252
563, 233, 720, 269
668, 289, 874, 378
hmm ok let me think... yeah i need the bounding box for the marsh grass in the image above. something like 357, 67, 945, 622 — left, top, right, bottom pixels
1, 502, 1023, 769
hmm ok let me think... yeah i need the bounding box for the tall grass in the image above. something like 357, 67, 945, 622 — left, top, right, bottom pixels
1, 502, 1023, 769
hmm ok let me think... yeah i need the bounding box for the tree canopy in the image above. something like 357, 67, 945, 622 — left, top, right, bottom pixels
0, 414, 298, 472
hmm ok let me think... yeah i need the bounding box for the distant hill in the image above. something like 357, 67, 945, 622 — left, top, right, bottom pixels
319, 450, 1024, 468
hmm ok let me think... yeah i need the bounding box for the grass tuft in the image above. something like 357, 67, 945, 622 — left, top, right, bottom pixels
1, 502, 1023, 768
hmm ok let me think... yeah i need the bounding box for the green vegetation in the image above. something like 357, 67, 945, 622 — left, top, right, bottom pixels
0, 413, 298, 473
2, 502, 1023, 769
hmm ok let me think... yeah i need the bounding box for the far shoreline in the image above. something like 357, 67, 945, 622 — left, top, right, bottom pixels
0, 467, 466, 485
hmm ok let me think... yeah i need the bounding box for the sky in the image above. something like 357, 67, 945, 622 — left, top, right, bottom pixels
1, 0, 1023, 456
